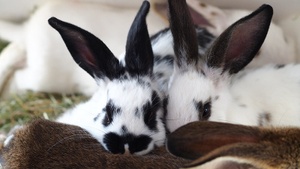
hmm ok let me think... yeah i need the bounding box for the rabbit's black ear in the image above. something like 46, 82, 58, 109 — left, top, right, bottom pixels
206, 4, 273, 74
125, 1, 154, 76
167, 121, 261, 160
49, 17, 122, 80
168, 0, 199, 68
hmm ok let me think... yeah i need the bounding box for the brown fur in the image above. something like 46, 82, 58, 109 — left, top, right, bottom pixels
1, 119, 189, 169
167, 121, 300, 169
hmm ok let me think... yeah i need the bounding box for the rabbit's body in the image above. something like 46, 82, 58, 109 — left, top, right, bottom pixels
165, 0, 300, 132
226, 64, 300, 126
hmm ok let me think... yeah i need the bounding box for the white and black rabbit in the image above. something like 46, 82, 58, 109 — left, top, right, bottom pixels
166, 0, 300, 132
49, 1, 167, 155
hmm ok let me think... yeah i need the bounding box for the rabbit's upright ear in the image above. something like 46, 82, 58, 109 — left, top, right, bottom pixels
206, 4, 273, 74
48, 17, 121, 81
167, 121, 261, 160
168, 0, 199, 69
124, 1, 154, 76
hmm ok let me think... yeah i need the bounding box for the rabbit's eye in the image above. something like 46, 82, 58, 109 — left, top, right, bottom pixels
194, 100, 211, 120
103, 111, 113, 126
102, 100, 121, 127
203, 102, 211, 120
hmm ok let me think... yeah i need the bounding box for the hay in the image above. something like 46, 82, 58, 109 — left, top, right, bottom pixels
0, 91, 87, 133
0, 40, 88, 134
0, 40, 8, 52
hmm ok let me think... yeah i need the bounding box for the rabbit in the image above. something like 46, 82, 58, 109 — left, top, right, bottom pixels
167, 121, 300, 169
49, 1, 168, 155
166, 0, 300, 133
0, 0, 167, 99
1, 118, 189, 169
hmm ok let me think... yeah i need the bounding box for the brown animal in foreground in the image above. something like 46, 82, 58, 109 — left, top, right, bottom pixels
167, 121, 300, 169
0, 119, 189, 169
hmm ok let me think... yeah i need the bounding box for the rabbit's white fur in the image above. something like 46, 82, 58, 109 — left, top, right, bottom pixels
0, 0, 166, 99
166, 2, 300, 132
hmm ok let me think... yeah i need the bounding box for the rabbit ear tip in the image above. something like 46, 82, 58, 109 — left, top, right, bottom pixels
48, 17, 58, 27
140, 1, 150, 15
260, 4, 273, 14
48, 17, 57, 23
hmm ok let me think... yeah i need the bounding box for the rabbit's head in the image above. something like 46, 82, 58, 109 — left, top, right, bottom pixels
167, 121, 300, 169
49, 1, 166, 155
166, 0, 273, 132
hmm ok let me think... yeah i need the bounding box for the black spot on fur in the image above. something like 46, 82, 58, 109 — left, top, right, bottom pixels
195, 26, 215, 49
134, 108, 139, 118
162, 97, 169, 134
199, 69, 206, 77
163, 97, 169, 119
93, 113, 101, 122
121, 126, 128, 133
118, 73, 129, 81
275, 64, 285, 69
102, 100, 121, 127
103, 132, 152, 154
143, 91, 161, 131
136, 78, 151, 88
154, 54, 174, 66
194, 99, 211, 120
154, 72, 164, 79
